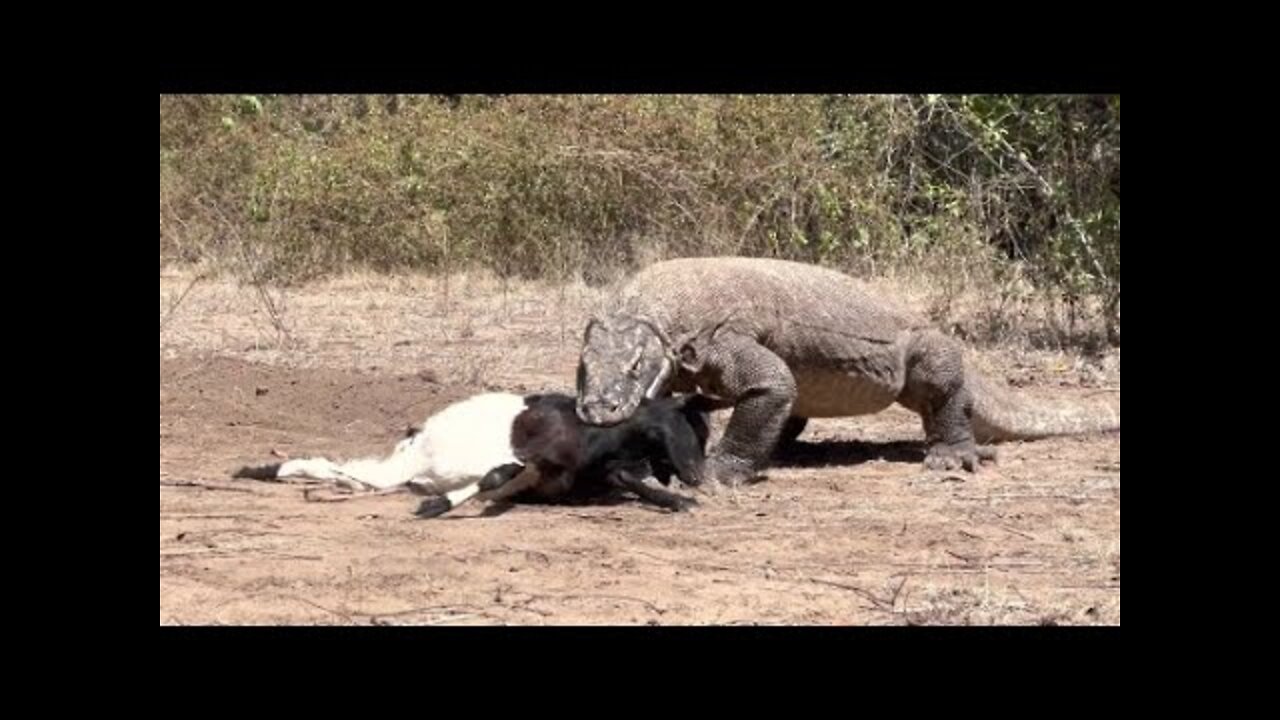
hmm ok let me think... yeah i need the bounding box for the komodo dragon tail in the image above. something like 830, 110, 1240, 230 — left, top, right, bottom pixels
967, 363, 1120, 443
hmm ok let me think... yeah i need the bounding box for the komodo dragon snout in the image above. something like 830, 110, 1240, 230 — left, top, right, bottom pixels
576, 315, 678, 425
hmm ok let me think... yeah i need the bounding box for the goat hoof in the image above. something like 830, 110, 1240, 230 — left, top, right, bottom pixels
232, 463, 282, 480
414, 497, 452, 519
670, 496, 699, 512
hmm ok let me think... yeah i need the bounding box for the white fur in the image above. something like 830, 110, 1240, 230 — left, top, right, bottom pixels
443, 482, 483, 507
274, 392, 528, 492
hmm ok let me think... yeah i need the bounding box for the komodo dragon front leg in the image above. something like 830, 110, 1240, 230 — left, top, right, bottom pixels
687, 332, 797, 488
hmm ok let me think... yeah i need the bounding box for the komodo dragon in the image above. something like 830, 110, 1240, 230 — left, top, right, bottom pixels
574, 257, 1119, 487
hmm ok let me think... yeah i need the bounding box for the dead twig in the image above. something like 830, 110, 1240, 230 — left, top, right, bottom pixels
1000, 525, 1037, 541
159, 512, 307, 520
363, 604, 495, 624
160, 480, 260, 494
160, 271, 209, 332
289, 596, 359, 624
205, 198, 293, 345
956, 493, 1113, 502
418, 613, 480, 626
160, 549, 324, 561
524, 591, 667, 616
302, 486, 411, 503
803, 577, 899, 613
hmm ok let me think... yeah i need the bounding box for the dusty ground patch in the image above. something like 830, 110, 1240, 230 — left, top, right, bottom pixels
160, 271, 1119, 625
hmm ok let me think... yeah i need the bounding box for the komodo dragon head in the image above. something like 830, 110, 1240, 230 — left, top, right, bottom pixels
576, 314, 682, 426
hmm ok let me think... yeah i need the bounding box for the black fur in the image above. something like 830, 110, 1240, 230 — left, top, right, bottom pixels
232, 463, 283, 480
487, 392, 721, 511
414, 496, 453, 518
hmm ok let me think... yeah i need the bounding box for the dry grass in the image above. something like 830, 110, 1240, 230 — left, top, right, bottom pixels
159, 268, 1119, 389
160, 268, 614, 391
161, 94, 1121, 344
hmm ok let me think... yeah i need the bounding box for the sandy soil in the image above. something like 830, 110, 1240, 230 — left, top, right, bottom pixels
160, 271, 1119, 625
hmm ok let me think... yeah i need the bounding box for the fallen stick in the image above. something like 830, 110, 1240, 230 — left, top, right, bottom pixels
302, 486, 412, 503
160, 480, 260, 494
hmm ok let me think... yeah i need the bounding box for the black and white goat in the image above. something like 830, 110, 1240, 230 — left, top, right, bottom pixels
413, 392, 721, 518
234, 392, 531, 494
234, 391, 722, 515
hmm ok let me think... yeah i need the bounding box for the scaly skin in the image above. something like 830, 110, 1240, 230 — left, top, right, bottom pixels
576, 258, 1119, 487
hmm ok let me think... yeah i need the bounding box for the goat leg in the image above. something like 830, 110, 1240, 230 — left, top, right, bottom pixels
413, 463, 529, 519
608, 468, 699, 512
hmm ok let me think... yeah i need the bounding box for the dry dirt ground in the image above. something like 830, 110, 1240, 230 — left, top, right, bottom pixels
160, 271, 1120, 625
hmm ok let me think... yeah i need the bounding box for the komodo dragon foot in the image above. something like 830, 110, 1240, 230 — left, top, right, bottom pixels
923, 441, 998, 472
